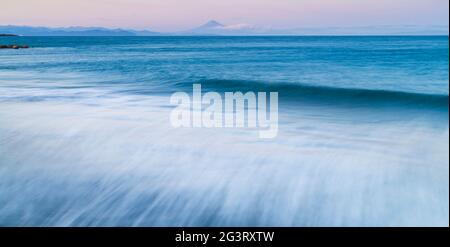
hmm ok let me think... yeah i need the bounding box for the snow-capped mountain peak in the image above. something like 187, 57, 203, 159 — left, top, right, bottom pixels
197, 20, 225, 29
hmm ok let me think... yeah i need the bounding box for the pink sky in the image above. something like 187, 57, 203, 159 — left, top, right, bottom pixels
1, 0, 448, 31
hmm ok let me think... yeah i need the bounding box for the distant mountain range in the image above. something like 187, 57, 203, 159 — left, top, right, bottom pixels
0, 25, 159, 36
1, 21, 448, 36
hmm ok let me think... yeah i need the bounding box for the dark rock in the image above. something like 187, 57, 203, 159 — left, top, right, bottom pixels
0, 44, 29, 49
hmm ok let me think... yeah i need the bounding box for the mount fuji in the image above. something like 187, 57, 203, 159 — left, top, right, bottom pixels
181, 20, 267, 35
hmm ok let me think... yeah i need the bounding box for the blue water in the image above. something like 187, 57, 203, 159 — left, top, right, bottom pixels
0, 36, 448, 226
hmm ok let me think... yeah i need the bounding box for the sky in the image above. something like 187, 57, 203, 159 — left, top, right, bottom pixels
1, 0, 448, 32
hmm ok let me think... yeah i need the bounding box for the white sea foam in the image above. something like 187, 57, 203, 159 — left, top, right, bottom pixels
0, 83, 448, 226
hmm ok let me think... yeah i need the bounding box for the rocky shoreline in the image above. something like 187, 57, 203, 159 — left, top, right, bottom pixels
0, 45, 29, 49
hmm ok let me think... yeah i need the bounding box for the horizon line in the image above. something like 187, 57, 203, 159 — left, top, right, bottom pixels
1, 22, 449, 32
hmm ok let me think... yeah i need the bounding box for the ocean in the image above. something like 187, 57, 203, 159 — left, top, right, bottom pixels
0, 36, 448, 226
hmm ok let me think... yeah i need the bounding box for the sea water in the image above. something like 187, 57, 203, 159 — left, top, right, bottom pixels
0, 36, 448, 226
